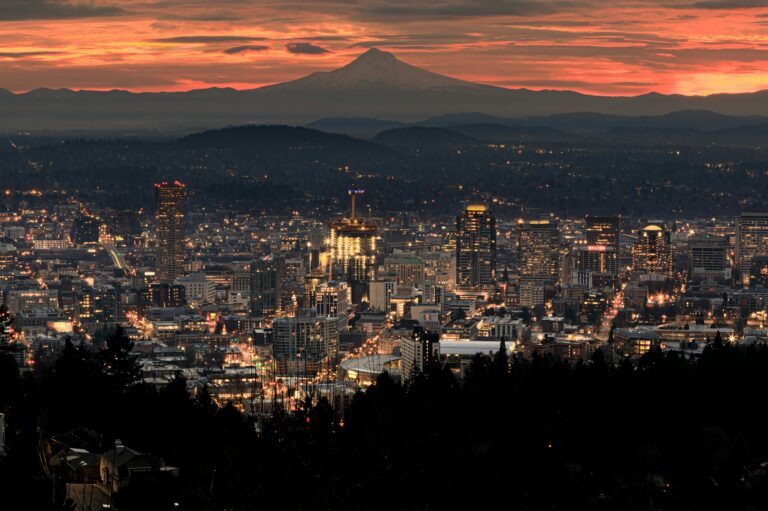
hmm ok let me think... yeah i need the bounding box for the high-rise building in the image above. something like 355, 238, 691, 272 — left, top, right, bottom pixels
72, 215, 101, 245
384, 253, 425, 288
456, 205, 496, 289
315, 281, 349, 319
517, 219, 560, 281
250, 258, 282, 317
585, 215, 620, 252
145, 283, 186, 309
632, 222, 672, 277
175, 273, 217, 305
688, 235, 729, 281
369, 280, 395, 312
155, 181, 186, 283
272, 310, 339, 376
401, 328, 440, 381
749, 256, 768, 287
575, 245, 619, 275
737, 212, 768, 281
0, 243, 17, 276
329, 190, 378, 300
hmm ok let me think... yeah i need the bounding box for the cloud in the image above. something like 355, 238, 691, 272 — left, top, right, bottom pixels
0, 51, 61, 58
681, 0, 768, 8
152, 36, 268, 44
0, 0, 124, 21
286, 42, 330, 54
224, 45, 270, 54
496, 79, 659, 88
350, 0, 570, 21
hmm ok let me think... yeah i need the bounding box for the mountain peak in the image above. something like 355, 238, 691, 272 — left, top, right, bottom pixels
278, 48, 481, 91
353, 47, 397, 64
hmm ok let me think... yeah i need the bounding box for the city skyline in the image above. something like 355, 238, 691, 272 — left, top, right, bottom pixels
4, 3, 768, 509
2, 1, 768, 95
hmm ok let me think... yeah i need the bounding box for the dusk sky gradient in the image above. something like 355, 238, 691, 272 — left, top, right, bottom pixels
2, 0, 768, 95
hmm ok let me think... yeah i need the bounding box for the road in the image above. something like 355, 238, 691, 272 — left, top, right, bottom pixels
102, 242, 133, 274
596, 284, 626, 341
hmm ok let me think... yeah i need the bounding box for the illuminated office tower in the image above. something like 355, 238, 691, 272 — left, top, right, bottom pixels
315, 280, 350, 332
576, 245, 619, 275
250, 258, 282, 317
272, 311, 339, 376
737, 212, 768, 282
632, 222, 672, 277
329, 189, 378, 301
384, 254, 425, 287
517, 219, 560, 281
329, 189, 377, 282
154, 181, 186, 283
456, 205, 497, 289
688, 235, 729, 281
585, 215, 620, 252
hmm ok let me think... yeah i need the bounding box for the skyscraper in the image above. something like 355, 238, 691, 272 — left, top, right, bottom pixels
737, 212, 768, 282
517, 218, 560, 281
155, 181, 186, 284
456, 205, 496, 289
250, 258, 282, 317
576, 245, 619, 275
585, 215, 620, 252
272, 311, 339, 376
688, 235, 729, 281
632, 222, 672, 277
329, 189, 378, 301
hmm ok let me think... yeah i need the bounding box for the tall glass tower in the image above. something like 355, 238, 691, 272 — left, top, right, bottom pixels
155, 181, 186, 283
456, 205, 496, 289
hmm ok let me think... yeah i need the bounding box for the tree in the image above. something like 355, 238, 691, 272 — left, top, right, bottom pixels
492, 337, 508, 380
713, 330, 724, 350
100, 325, 141, 393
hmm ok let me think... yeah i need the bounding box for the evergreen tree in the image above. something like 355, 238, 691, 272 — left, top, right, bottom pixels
713, 330, 724, 349
99, 325, 141, 393
492, 337, 508, 379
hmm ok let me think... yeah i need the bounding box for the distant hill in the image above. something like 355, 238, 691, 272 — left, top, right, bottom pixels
449, 124, 580, 143
372, 126, 476, 150
180, 125, 394, 165
527, 110, 768, 132
305, 117, 407, 139
603, 124, 768, 147
308, 108, 768, 142
421, 113, 516, 127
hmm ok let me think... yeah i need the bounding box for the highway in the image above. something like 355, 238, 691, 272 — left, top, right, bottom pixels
102, 242, 133, 274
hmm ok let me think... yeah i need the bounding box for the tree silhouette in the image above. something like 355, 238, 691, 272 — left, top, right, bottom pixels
99, 325, 141, 393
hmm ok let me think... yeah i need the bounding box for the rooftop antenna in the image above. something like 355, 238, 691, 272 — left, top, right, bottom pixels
348, 189, 365, 222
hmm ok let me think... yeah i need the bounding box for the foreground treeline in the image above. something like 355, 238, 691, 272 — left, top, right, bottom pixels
2, 332, 768, 510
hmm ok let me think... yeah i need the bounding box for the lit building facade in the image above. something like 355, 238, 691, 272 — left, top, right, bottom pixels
155, 181, 186, 284
329, 190, 378, 287
576, 245, 619, 275
632, 222, 672, 277
688, 235, 729, 281
737, 212, 768, 282
456, 205, 496, 289
250, 258, 282, 317
517, 219, 560, 281
272, 311, 339, 376
585, 215, 620, 252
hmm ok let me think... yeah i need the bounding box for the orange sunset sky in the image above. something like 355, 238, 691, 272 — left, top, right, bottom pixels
1, 0, 768, 95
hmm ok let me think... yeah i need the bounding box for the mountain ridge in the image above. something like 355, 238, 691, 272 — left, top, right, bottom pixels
5, 48, 768, 131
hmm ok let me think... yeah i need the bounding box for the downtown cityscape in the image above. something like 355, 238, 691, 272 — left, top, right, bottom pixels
4, 1, 768, 510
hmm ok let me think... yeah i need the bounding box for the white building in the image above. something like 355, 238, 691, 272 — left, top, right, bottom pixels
175, 273, 216, 305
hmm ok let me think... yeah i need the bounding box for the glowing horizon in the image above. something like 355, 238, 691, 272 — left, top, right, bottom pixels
1, 1, 768, 96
